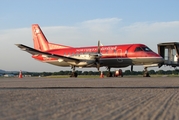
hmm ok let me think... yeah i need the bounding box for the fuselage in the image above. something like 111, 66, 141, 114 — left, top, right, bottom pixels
32, 43, 163, 68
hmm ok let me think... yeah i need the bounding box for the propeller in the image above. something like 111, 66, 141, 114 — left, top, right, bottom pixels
96, 40, 101, 71
98, 40, 100, 54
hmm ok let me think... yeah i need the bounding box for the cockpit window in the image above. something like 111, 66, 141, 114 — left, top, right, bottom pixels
141, 47, 152, 52
135, 47, 152, 52
134, 47, 143, 52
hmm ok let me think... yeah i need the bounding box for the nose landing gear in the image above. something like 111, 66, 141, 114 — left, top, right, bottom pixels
70, 66, 78, 77
143, 67, 150, 77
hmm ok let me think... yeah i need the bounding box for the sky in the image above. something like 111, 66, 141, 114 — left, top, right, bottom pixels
1, 1, 179, 72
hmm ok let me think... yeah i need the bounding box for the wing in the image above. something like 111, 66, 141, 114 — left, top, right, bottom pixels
15, 44, 80, 63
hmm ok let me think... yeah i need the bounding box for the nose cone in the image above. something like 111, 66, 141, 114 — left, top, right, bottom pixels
153, 52, 164, 63
156, 56, 164, 63
147, 52, 164, 63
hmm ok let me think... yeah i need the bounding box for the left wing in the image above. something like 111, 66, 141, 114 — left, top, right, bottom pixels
15, 44, 80, 63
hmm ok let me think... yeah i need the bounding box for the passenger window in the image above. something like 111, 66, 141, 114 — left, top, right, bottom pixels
106, 50, 108, 54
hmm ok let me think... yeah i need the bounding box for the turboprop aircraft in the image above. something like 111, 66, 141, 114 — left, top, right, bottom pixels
16, 24, 164, 77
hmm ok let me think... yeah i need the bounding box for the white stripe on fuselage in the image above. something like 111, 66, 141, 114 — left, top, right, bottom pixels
37, 56, 163, 67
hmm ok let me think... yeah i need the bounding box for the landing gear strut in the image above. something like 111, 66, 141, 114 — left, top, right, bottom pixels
143, 67, 150, 77
70, 66, 78, 77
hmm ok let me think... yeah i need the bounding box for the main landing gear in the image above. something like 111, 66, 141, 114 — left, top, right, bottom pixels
106, 67, 113, 77
143, 67, 150, 77
70, 66, 78, 77
106, 67, 123, 77
114, 69, 123, 77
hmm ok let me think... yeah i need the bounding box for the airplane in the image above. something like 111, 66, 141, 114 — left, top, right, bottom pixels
16, 24, 164, 77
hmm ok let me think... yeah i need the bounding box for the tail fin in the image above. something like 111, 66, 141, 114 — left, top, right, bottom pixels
32, 24, 49, 51
32, 24, 72, 51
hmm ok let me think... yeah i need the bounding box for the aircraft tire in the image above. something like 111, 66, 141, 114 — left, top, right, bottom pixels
143, 72, 150, 77
70, 72, 78, 77
106, 72, 112, 77
119, 69, 123, 77
74, 72, 78, 77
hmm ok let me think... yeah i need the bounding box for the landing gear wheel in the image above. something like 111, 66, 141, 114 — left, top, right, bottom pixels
143, 67, 150, 77
114, 69, 123, 77
70, 66, 78, 77
119, 69, 123, 77
106, 72, 112, 77
143, 72, 150, 77
70, 72, 78, 77
106, 67, 113, 77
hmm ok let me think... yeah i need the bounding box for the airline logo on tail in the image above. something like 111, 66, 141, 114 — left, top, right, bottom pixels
32, 24, 72, 51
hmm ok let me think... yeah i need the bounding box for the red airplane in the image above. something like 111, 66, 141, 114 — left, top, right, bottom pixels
16, 24, 163, 77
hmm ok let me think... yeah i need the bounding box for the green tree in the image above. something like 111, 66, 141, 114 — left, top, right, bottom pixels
166, 70, 172, 75
124, 70, 131, 75
59, 71, 64, 75
149, 70, 156, 75
88, 71, 94, 75
156, 70, 165, 75
83, 71, 88, 75
172, 70, 178, 75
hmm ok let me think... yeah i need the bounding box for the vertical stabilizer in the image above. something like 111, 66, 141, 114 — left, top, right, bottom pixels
32, 24, 49, 51
32, 24, 72, 51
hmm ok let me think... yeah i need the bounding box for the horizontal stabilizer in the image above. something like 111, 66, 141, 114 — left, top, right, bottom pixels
15, 44, 80, 63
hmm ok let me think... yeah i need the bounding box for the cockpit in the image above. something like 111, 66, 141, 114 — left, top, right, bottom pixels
134, 46, 153, 52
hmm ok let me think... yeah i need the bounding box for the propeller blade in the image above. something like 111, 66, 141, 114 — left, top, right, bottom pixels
98, 40, 100, 53
96, 40, 101, 71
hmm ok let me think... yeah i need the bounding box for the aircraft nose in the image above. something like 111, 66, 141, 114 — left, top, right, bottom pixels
156, 56, 164, 63
149, 52, 164, 63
